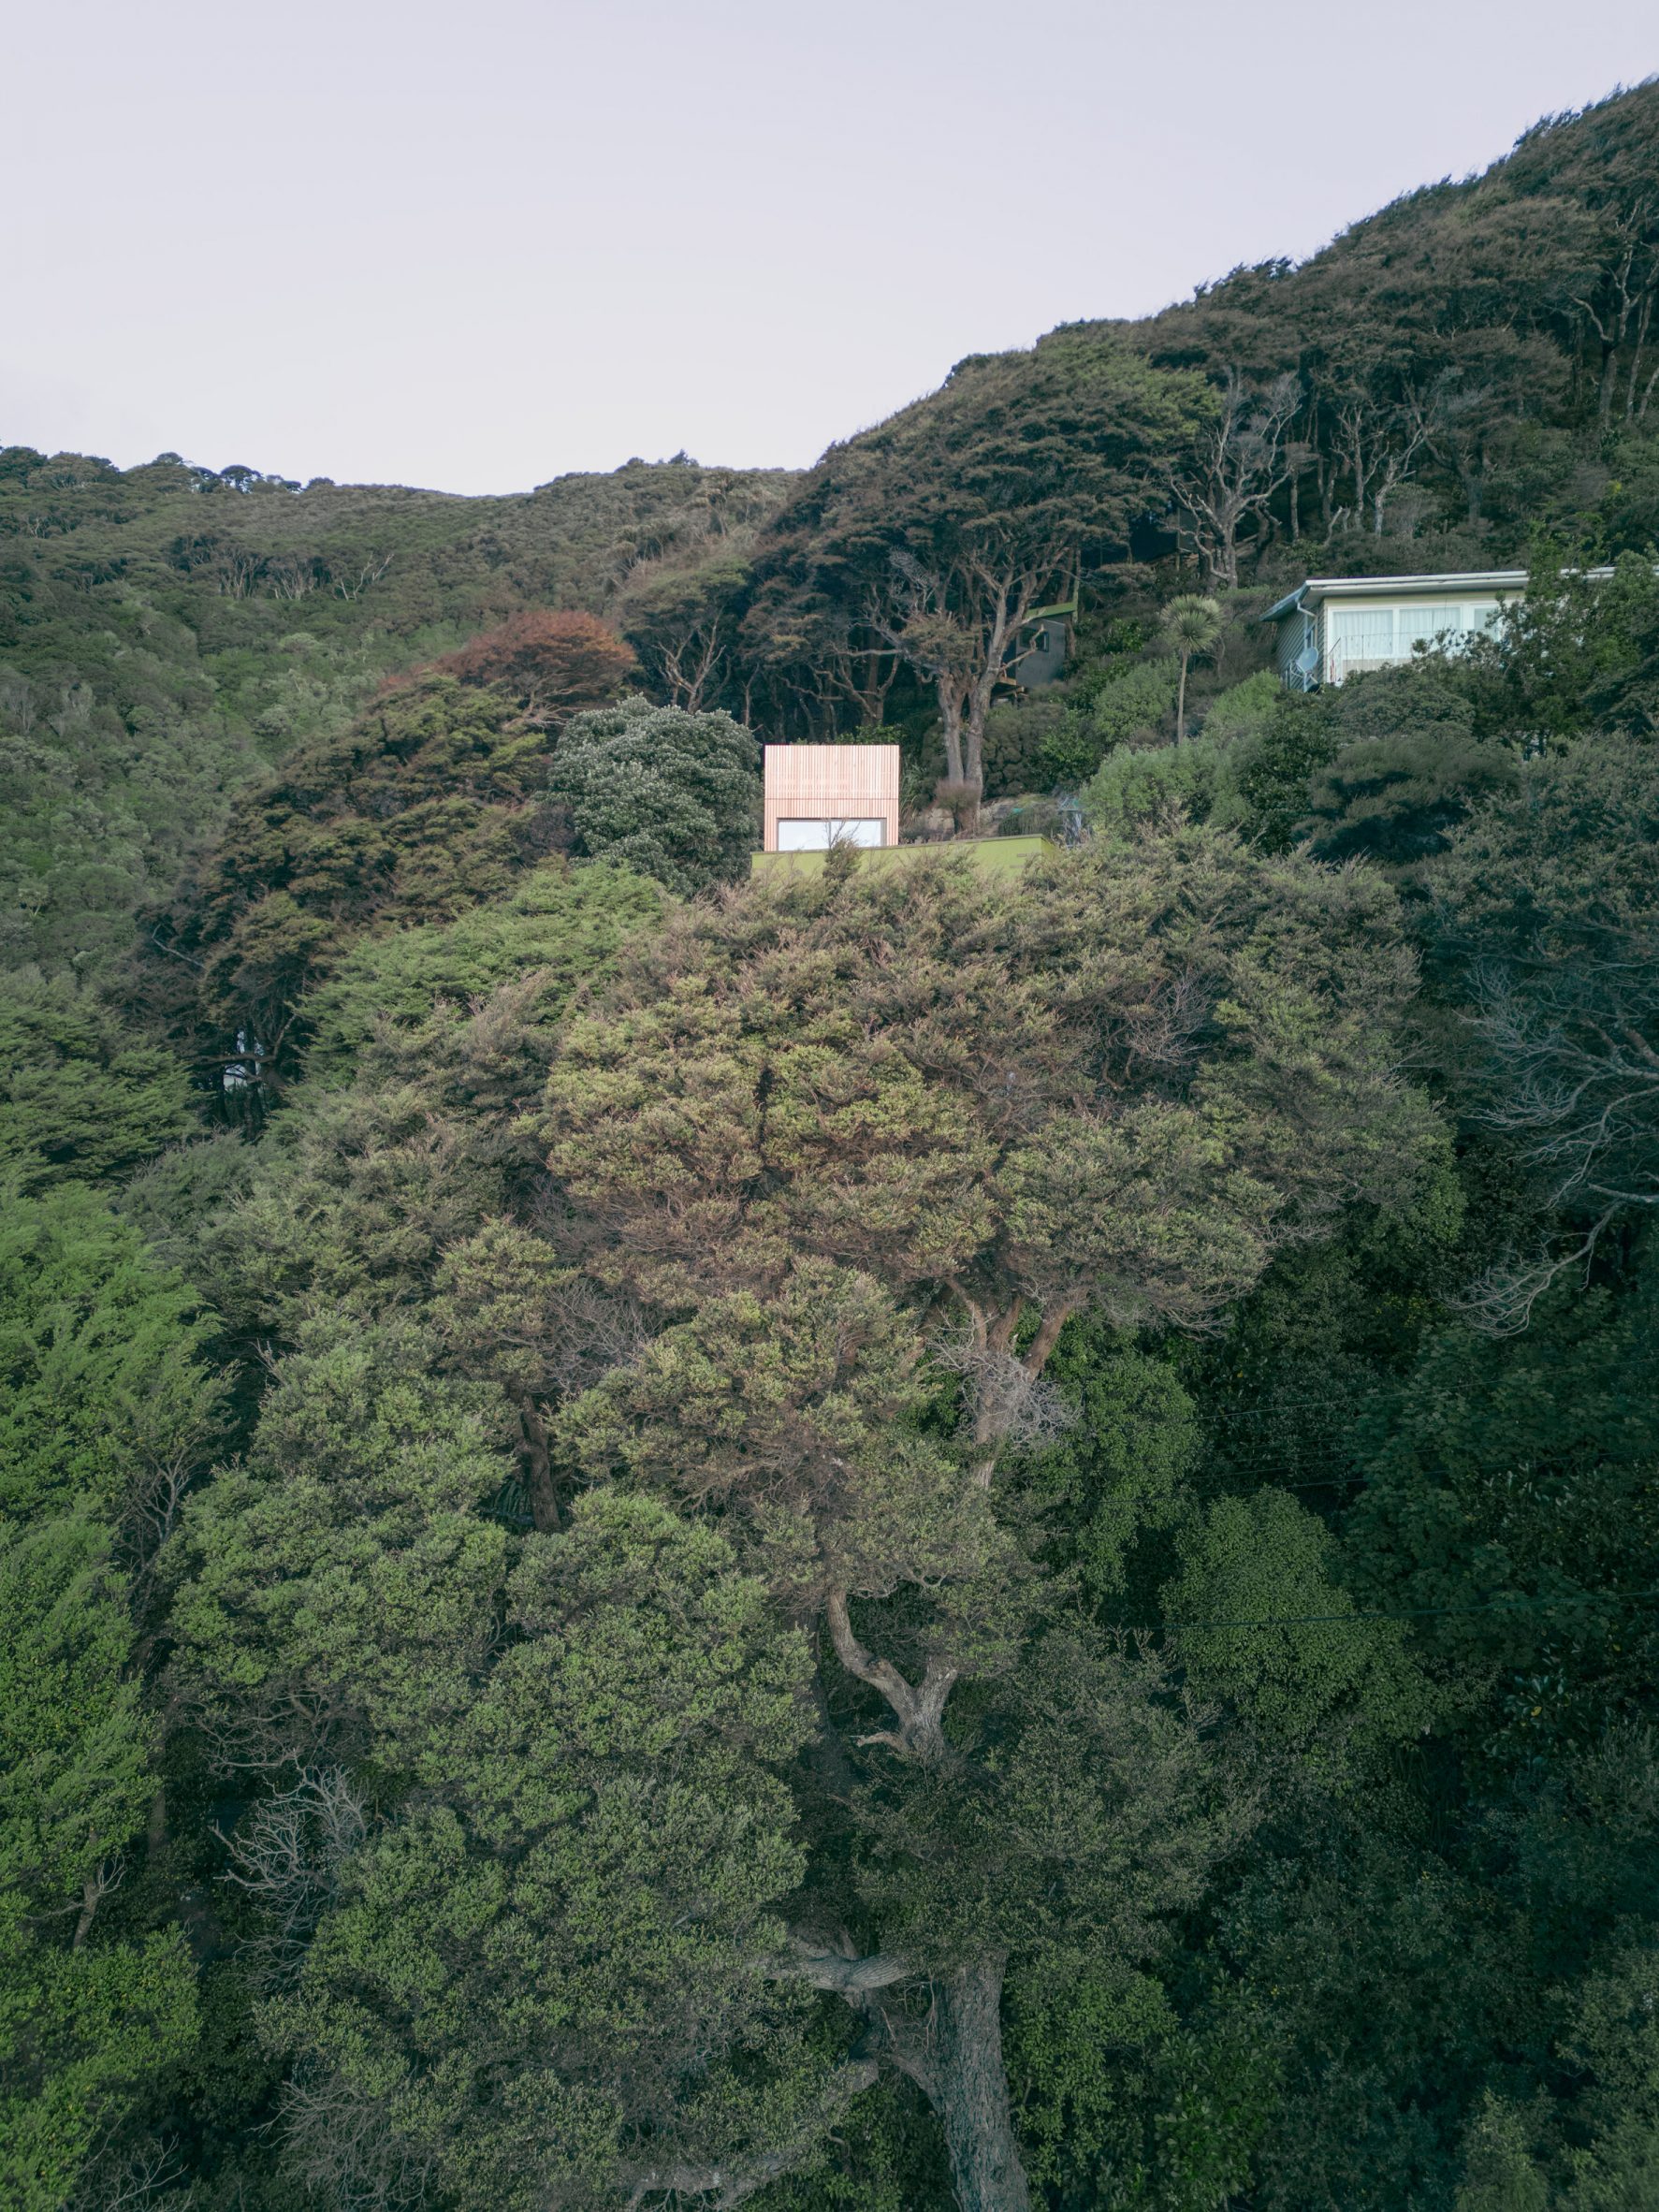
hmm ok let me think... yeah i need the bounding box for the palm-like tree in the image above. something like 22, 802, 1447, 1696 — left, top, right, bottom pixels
1159, 595, 1223, 742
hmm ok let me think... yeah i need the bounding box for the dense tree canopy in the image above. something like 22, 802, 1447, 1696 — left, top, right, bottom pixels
6, 73, 1659, 2212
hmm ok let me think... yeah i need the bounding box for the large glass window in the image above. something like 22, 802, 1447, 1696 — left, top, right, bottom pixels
777, 818, 885, 851
1397, 601, 1463, 650
1326, 607, 1394, 676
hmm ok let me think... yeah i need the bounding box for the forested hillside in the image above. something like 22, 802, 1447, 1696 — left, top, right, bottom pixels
0, 452, 785, 973
6, 78, 1659, 2212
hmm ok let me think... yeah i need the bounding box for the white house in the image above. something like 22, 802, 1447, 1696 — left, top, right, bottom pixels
1264, 571, 1529, 691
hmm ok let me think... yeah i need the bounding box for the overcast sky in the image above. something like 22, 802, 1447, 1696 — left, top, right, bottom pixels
5, 0, 1654, 494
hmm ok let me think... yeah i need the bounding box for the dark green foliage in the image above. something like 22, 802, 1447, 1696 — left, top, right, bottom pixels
979, 695, 1099, 797
266, 1492, 823, 2212
1461, 550, 1659, 741
1433, 735, 1659, 1324
7, 79, 1659, 2212
1226, 661, 1520, 871
1216, 1817, 1526, 2212
1293, 664, 1519, 871
0, 447, 787, 977
1015, 1327, 1201, 1608
548, 699, 761, 892
177, 673, 561, 1069
1346, 1284, 1659, 1754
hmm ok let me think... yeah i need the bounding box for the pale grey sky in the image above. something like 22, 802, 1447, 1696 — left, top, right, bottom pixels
4, 0, 1654, 493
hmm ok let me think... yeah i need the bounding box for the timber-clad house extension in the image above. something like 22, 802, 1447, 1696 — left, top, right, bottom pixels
762, 743, 902, 851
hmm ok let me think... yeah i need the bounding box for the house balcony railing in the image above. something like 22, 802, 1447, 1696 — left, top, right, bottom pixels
1323, 644, 1404, 685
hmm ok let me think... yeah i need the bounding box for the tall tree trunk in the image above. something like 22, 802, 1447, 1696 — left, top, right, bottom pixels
814, 1287, 1096, 2211
897, 1961, 1031, 2212
1175, 653, 1189, 743
515, 1394, 561, 1532
936, 679, 968, 792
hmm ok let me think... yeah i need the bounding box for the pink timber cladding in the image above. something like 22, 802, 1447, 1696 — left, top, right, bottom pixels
762, 744, 902, 851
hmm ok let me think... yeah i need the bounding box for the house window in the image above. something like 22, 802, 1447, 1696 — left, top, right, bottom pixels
1397, 602, 1463, 651
777, 818, 885, 851
1327, 607, 1393, 676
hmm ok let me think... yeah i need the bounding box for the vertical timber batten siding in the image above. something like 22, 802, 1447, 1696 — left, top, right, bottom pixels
763, 745, 902, 852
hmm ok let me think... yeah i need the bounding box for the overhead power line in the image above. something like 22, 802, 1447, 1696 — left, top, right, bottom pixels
1151, 1586, 1659, 1635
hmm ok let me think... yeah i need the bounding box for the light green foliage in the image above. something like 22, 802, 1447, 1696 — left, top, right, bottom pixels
0, 1519, 153, 1905
268, 1492, 828, 2212
0, 1181, 225, 1526
1159, 599, 1223, 660
560, 1257, 1019, 1665
1454, 2095, 1550, 2212
115, 1130, 259, 1293
1088, 654, 1180, 748
0, 662, 268, 980
204, 866, 660, 1346
204, 1082, 511, 1342
1556, 1943, 1659, 2207
1159, 598, 1223, 742
167, 1317, 517, 1770
549, 698, 760, 893
1007, 1969, 1273, 2211
1081, 735, 1245, 845
0, 970, 190, 1189
545, 833, 1438, 1324
298, 860, 662, 1080
0, 1519, 196, 2211
1163, 1490, 1428, 1758
1197, 669, 1280, 747
0, 1913, 197, 2212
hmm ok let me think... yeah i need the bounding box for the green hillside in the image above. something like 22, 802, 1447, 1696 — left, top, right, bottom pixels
0, 451, 787, 971
5, 78, 1659, 2212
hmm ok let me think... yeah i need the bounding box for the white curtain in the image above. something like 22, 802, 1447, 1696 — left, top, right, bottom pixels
1327, 608, 1394, 674
1397, 602, 1463, 650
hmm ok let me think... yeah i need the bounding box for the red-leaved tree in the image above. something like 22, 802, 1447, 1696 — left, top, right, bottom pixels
437, 609, 636, 720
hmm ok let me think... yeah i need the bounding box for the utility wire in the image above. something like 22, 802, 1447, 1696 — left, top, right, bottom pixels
1152, 1586, 1659, 1635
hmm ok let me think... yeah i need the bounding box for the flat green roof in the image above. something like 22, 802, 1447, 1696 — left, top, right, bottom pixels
750, 836, 1053, 880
